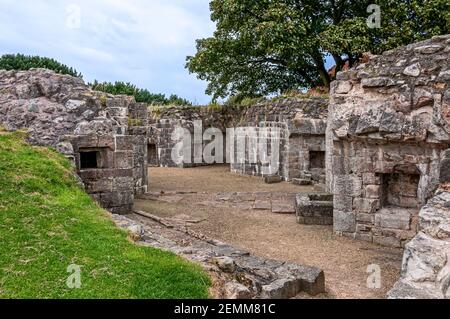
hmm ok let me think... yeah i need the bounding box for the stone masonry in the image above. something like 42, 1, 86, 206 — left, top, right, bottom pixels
230, 98, 328, 183
388, 187, 450, 299
148, 98, 328, 184
328, 35, 450, 248
0, 68, 149, 213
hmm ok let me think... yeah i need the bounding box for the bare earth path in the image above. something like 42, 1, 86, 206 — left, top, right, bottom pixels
135, 165, 403, 299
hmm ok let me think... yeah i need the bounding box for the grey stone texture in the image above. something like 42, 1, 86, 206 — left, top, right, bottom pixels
0, 68, 149, 213
295, 194, 334, 225
388, 188, 450, 299
329, 35, 450, 248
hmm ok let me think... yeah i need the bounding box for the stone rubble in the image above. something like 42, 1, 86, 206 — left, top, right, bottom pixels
112, 213, 326, 299
388, 188, 450, 299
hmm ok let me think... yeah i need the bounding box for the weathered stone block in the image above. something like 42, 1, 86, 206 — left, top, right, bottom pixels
362, 173, 381, 185
375, 209, 412, 230
114, 151, 133, 169
264, 175, 282, 184
353, 198, 380, 214
356, 213, 375, 224
334, 211, 356, 232
365, 185, 381, 199
334, 195, 353, 212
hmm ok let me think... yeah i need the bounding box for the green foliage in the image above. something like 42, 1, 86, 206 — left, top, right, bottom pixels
90, 80, 192, 106
187, 0, 449, 99
0, 54, 82, 78
0, 131, 210, 298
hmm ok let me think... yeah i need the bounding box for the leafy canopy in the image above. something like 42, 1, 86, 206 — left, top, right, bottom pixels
0, 54, 82, 78
186, 0, 449, 100
90, 80, 192, 106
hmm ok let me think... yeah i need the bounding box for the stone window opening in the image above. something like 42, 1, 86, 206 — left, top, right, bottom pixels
309, 151, 325, 169
79, 148, 108, 170
379, 172, 421, 209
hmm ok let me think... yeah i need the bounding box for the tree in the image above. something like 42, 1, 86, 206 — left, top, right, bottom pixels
90, 80, 192, 106
0, 54, 82, 78
186, 0, 449, 100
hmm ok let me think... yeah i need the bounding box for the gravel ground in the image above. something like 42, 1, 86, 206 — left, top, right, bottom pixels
135, 165, 403, 299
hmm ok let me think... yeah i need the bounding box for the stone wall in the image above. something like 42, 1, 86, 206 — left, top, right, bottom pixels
230, 98, 328, 182
0, 68, 148, 213
148, 106, 232, 168
328, 35, 450, 247
148, 98, 328, 183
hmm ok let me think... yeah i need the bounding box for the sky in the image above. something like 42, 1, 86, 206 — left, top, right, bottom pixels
0, 0, 216, 104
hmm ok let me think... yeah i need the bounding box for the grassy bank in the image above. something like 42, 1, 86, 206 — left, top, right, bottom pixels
0, 131, 210, 298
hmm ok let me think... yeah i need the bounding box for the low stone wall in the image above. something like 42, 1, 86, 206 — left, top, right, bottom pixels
0, 69, 149, 213
328, 35, 450, 247
295, 194, 334, 225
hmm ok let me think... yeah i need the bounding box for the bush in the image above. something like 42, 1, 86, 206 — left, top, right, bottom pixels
0, 54, 82, 78
90, 80, 192, 106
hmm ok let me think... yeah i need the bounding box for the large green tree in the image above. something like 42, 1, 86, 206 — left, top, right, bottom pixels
186, 0, 449, 99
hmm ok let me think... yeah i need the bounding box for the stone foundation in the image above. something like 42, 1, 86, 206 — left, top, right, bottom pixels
113, 212, 326, 299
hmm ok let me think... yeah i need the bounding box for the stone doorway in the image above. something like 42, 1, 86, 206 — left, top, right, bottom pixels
147, 143, 159, 167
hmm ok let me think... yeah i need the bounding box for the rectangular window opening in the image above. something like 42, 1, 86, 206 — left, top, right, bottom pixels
309, 151, 325, 169
80, 151, 99, 169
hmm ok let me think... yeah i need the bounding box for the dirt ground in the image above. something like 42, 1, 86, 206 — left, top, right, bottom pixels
135, 165, 403, 299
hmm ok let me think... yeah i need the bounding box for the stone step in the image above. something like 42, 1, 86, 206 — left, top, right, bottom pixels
292, 178, 312, 186
264, 175, 283, 184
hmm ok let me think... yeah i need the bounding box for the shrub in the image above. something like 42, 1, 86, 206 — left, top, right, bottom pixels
90, 81, 192, 106
0, 54, 82, 78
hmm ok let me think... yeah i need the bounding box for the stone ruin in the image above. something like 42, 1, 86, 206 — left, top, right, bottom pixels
328, 35, 450, 299
229, 98, 328, 185
0, 69, 149, 213
0, 34, 449, 299
328, 34, 450, 248
147, 98, 328, 185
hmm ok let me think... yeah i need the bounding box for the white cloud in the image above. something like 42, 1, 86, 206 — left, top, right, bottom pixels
0, 0, 215, 103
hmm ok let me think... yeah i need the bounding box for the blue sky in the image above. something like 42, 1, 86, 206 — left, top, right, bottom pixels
0, 0, 215, 104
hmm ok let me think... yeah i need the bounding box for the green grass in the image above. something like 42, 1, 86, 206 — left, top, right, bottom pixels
0, 131, 211, 299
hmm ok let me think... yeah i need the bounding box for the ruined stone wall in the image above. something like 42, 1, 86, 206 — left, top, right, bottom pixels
148, 98, 328, 183
0, 68, 148, 213
388, 187, 450, 299
148, 106, 233, 167
329, 35, 450, 247
229, 98, 328, 182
